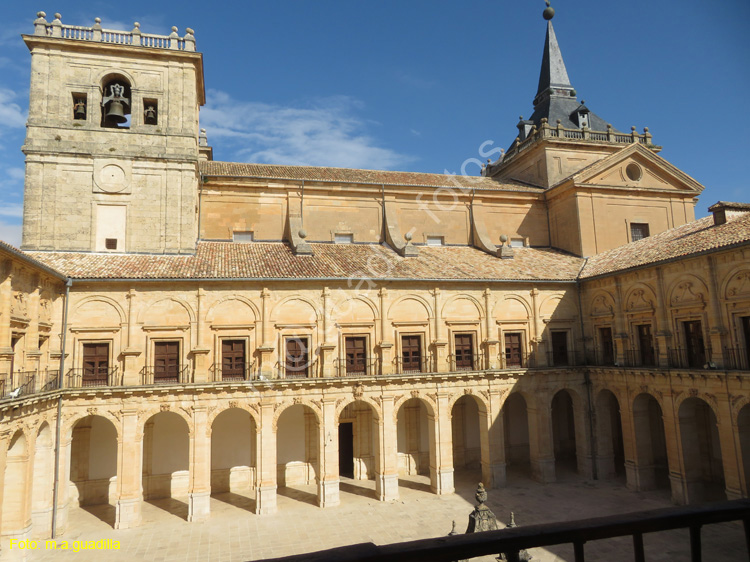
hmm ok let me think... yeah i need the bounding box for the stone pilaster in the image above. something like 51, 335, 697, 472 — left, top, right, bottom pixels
188, 406, 210, 521
115, 409, 142, 529
483, 390, 506, 488
527, 401, 556, 483
429, 392, 454, 495
317, 399, 340, 507
375, 395, 399, 501
255, 401, 277, 514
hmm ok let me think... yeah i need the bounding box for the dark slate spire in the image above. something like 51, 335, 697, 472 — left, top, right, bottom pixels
535, 19, 573, 102
525, 2, 613, 134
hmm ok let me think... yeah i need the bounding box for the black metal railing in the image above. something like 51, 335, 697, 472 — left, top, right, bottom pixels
0, 371, 38, 399
259, 499, 750, 562
39, 370, 59, 392
334, 358, 379, 377
140, 365, 190, 385
498, 351, 536, 369
276, 359, 319, 379
667, 347, 713, 370
623, 348, 658, 368
587, 346, 616, 367
723, 347, 750, 371
209, 361, 257, 382
448, 353, 484, 372
65, 367, 121, 388
393, 356, 431, 375
546, 350, 586, 367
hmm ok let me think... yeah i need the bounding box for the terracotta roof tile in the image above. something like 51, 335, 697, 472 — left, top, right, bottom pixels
199, 161, 543, 193
580, 213, 750, 278
26, 243, 583, 282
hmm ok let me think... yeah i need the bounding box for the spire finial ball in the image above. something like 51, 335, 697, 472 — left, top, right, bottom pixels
543, 1, 555, 21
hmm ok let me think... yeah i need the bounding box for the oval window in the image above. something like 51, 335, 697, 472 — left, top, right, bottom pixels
625, 163, 642, 182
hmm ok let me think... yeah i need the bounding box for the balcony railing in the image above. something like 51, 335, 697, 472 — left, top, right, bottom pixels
623, 348, 658, 368
723, 347, 750, 371
140, 365, 191, 385
448, 353, 484, 372
0, 371, 38, 399
260, 499, 750, 562
334, 358, 379, 377
498, 351, 537, 369
275, 359, 319, 380
546, 350, 586, 367
65, 367, 121, 388
393, 356, 431, 375
209, 361, 257, 382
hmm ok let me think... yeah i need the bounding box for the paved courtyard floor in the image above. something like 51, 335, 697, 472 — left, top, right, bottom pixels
1, 469, 746, 561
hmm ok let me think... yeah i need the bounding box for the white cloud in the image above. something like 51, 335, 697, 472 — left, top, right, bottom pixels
0, 89, 26, 129
0, 219, 21, 248
200, 91, 411, 170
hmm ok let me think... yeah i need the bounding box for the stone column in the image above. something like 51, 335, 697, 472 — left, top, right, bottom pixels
115, 409, 142, 529
26, 280, 42, 387
482, 390, 506, 488
188, 406, 211, 521
192, 288, 210, 383
432, 288, 449, 372
317, 399, 340, 507
530, 288, 547, 367
430, 393, 454, 495
527, 398, 556, 483
612, 278, 629, 365
484, 289, 499, 369
375, 395, 399, 501
662, 393, 690, 505
255, 401, 277, 514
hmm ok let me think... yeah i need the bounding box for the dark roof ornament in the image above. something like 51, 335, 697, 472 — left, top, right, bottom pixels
543, 0, 555, 20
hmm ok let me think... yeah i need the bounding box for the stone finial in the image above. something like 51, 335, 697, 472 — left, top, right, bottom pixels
298, 229, 307, 239
500, 234, 508, 244
184, 27, 196, 51
169, 26, 179, 50
50, 13, 62, 37
199, 128, 208, 147
466, 483, 498, 533
34, 11, 48, 35
404, 231, 413, 243
543, 1, 555, 20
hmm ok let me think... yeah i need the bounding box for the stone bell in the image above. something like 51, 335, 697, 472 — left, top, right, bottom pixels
144, 105, 157, 125
105, 100, 127, 124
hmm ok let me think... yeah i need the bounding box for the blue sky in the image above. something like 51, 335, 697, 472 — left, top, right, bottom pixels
0, 1, 748, 247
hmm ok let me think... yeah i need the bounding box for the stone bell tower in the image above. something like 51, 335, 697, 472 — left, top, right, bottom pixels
21, 12, 205, 254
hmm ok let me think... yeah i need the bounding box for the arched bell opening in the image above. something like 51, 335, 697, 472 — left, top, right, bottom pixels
211, 408, 257, 513
101, 74, 132, 128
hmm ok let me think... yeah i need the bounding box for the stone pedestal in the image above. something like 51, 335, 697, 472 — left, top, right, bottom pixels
188, 491, 211, 522
115, 497, 142, 529
317, 479, 340, 508
255, 485, 277, 515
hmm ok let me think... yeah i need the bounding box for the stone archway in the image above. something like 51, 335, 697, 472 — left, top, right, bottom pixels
503, 393, 530, 482
142, 411, 190, 520
396, 398, 435, 493
679, 397, 725, 502
632, 394, 669, 492
69, 415, 118, 527
552, 390, 578, 478
31, 423, 54, 537
1, 431, 29, 539
276, 404, 320, 507
451, 395, 483, 485
211, 408, 257, 512
738, 405, 750, 496
595, 390, 625, 480
337, 400, 380, 501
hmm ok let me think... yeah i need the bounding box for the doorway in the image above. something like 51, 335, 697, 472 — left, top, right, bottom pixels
338, 422, 354, 478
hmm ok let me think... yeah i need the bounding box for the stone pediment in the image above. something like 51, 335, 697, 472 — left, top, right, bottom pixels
573, 144, 704, 193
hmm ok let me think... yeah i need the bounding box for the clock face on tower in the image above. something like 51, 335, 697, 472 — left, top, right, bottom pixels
93, 160, 132, 194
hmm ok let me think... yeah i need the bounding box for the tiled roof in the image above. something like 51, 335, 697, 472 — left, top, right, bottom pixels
26, 243, 583, 282
199, 161, 544, 192
580, 213, 750, 278
0, 239, 67, 280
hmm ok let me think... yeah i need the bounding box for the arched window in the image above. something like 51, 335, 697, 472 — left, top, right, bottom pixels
101, 75, 131, 128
